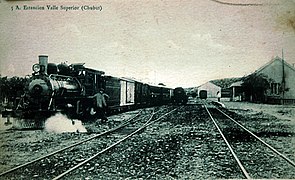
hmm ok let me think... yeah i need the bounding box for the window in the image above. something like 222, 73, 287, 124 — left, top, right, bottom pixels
270, 83, 280, 95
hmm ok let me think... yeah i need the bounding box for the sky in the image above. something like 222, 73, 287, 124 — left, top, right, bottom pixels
0, 0, 295, 88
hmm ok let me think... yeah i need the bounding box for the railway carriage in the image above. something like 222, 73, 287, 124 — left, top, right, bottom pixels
135, 82, 150, 107
119, 78, 136, 110
162, 86, 173, 104
105, 77, 151, 113
149, 85, 173, 105
149, 85, 163, 105
104, 76, 121, 112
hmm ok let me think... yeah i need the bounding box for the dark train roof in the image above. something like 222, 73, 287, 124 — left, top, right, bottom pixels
83, 67, 105, 75
70, 63, 105, 75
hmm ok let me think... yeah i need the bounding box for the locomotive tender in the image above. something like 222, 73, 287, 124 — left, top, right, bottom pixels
2, 55, 187, 126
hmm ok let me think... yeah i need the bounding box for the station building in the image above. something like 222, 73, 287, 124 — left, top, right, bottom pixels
229, 56, 295, 104
255, 57, 295, 104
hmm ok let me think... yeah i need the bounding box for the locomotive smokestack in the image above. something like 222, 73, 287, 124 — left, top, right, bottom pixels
39, 55, 48, 74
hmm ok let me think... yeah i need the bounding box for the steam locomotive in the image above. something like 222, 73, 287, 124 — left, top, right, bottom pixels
2, 55, 187, 126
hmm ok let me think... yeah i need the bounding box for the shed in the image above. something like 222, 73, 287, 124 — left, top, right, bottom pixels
197, 82, 221, 98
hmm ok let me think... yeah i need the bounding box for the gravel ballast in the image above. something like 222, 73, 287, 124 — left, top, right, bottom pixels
0, 102, 294, 179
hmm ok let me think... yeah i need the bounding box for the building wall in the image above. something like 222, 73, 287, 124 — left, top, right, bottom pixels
257, 58, 295, 100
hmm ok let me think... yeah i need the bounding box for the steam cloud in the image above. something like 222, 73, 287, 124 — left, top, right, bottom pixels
45, 113, 87, 133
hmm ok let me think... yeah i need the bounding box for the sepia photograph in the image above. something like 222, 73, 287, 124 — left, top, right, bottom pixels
0, 0, 295, 179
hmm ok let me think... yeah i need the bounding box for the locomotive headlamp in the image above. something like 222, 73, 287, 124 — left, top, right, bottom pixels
32, 64, 41, 72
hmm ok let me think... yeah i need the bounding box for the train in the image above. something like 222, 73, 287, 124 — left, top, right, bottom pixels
199, 90, 208, 100
2, 55, 188, 126
172, 87, 188, 105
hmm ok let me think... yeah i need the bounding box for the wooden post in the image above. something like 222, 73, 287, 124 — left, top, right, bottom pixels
232, 86, 235, 101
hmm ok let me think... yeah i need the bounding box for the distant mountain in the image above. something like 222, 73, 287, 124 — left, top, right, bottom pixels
210, 77, 242, 89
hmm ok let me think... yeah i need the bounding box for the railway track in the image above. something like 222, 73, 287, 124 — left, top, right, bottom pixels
0, 110, 144, 177
2, 103, 293, 179
202, 100, 295, 179
0, 106, 177, 179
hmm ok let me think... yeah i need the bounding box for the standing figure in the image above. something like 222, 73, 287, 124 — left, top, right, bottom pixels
217, 91, 221, 102
92, 89, 109, 122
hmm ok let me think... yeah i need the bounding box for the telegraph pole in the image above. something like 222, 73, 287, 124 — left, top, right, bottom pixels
282, 49, 285, 104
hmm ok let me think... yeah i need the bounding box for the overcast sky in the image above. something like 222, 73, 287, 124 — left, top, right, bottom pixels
0, 0, 294, 88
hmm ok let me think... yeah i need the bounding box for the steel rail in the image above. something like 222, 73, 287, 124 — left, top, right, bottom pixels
203, 102, 251, 179
52, 108, 178, 180
216, 107, 295, 168
0, 110, 143, 177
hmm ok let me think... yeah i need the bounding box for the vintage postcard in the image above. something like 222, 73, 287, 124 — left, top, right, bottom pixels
0, 0, 295, 179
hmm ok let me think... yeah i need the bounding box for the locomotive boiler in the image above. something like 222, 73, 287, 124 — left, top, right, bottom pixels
25, 56, 84, 111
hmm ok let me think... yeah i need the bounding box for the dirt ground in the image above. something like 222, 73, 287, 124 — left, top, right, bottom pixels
222, 101, 295, 122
